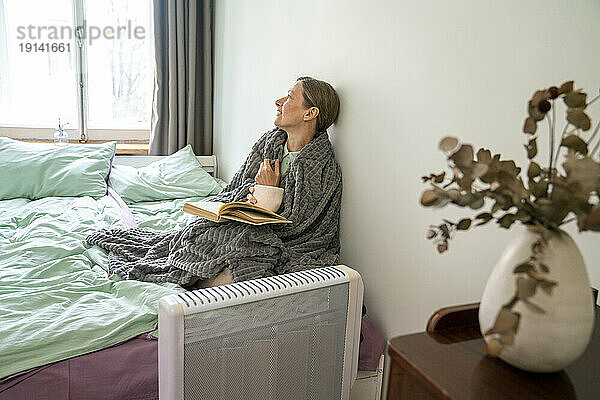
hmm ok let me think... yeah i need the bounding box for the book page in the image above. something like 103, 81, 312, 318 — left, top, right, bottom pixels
221, 214, 291, 225
220, 201, 278, 217
183, 200, 291, 224
235, 209, 286, 221
186, 201, 224, 216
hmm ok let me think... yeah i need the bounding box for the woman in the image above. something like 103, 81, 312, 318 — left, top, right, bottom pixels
249, 77, 338, 204
87, 77, 342, 287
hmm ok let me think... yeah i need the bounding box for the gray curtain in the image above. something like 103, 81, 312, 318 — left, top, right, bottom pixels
150, 0, 212, 156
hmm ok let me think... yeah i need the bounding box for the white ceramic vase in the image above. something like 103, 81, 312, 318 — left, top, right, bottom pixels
479, 227, 595, 372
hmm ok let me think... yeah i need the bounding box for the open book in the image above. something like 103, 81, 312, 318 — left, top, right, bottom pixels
182, 201, 292, 225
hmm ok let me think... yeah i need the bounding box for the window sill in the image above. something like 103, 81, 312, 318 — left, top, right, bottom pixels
22, 141, 149, 155
0, 126, 150, 143
114, 143, 149, 155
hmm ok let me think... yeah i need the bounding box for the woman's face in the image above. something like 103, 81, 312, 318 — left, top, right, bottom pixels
274, 82, 309, 130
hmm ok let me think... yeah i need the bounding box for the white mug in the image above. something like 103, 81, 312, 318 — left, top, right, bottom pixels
252, 184, 284, 212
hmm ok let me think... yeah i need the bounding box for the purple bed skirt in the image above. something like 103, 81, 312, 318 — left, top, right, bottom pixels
0, 334, 158, 400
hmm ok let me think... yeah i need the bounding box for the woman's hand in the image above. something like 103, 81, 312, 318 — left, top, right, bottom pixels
254, 159, 280, 187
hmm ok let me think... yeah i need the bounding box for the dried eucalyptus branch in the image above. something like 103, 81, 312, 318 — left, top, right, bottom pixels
420, 81, 600, 359
420, 80, 600, 251
483, 232, 557, 356
546, 114, 554, 195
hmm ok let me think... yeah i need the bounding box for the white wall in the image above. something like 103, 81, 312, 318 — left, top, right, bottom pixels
213, 0, 600, 338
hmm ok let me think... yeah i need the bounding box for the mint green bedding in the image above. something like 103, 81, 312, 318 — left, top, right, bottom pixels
0, 195, 205, 379
108, 145, 223, 203
0, 138, 116, 201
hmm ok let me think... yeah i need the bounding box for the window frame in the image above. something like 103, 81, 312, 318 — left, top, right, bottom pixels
0, 0, 152, 143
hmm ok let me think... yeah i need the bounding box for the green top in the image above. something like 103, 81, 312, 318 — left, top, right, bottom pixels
280, 141, 301, 175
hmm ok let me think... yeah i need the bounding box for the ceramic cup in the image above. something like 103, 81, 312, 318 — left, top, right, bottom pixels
252, 184, 284, 212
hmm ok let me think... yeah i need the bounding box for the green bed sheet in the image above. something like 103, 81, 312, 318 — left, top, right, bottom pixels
0, 195, 204, 379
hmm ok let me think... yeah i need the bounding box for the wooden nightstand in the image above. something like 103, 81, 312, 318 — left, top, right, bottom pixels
386, 298, 599, 399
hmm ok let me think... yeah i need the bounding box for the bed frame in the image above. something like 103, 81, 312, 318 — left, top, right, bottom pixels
112, 154, 364, 400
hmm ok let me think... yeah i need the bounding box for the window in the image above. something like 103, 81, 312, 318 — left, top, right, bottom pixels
0, 0, 153, 143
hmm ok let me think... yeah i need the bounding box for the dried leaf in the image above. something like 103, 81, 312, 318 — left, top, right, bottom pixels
516, 276, 537, 299
531, 89, 550, 104
433, 172, 446, 183
484, 308, 520, 335
426, 229, 437, 239
561, 134, 589, 155
546, 86, 559, 99
514, 210, 531, 223
469, 196, 485, 210
455, 175, 474, 191
523, 117, 537, 134
513, 262, 535, 274
472, 162, 489, 178
420, 190, 440, 207
497, 160, 521, 177
530, 180, 548, 198
522, 299, 546, 314
559, 80, 574, 94
437, 242, 448, 253
527, 162, 541, 179
564, 91, 587, 108
454, 193, 469, 207
567, 108, 592, 131
446, 189, 460, 201
563, 152, 600, 194
525, 138, 538, 159
485, 338, 504, 357
535, 198, 570, 226
498, 214, 516, 229
537, 99, 551, 113
449, 144, 474, 169
581, 204, 600, 231
457, 218, 471, 230
477, 148, 492, 164
475, 212, 493, 222
439, 136, 459, 152
440, 224, 450, 237
491, 198, 511, 214
528, 100, 545, 122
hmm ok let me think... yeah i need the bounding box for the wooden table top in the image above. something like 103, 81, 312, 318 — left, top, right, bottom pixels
388, 306, 600, 400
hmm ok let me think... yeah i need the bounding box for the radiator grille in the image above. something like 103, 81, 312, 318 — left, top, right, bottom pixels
175, 266, 346, 309
182, 282, 348, 400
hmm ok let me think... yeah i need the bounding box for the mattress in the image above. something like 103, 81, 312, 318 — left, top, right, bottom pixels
0, 195, 209, 380
0, 334, 159, 400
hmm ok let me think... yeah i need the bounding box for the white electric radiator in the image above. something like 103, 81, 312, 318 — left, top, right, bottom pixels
158, 265, 363, 400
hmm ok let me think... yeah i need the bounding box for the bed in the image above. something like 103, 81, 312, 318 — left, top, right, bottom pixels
0, 139, 363, 400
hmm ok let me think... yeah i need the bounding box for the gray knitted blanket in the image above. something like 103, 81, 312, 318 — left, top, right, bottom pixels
86, 128, 342, 285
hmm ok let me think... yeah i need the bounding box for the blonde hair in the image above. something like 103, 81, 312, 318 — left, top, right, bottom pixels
296, 77, 340, 132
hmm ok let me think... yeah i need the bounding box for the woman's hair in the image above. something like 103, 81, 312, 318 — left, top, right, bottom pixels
296, 77, 340, 132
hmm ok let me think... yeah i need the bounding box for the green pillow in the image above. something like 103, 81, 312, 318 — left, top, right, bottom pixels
108, 145, 222, 203
0, 138, 116, 200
